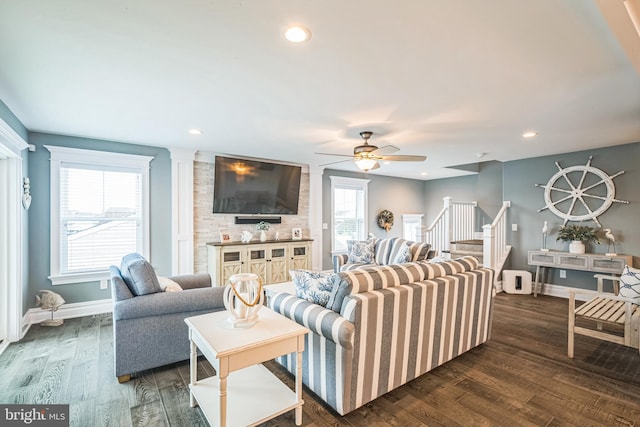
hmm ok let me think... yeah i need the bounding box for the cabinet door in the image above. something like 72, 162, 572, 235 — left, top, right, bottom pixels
290, 243, 311, 270
269, 247, 288, 284
247, 249, 267, 283
221, 248, 244, 285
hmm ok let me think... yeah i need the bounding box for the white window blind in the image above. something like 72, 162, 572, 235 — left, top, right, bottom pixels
60, 163, 142, 273
46, 146, 152, 285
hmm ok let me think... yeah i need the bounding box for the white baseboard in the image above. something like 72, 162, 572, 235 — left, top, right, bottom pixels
497, 282, 592, 302
26, 298, 113, 326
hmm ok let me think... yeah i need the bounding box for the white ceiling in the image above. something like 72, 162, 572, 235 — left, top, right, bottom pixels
1, 0, 639, 180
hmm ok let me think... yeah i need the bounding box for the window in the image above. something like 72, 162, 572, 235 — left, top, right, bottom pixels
402, 214, 424, 242
46, 146, 152, 285
330, 176, 369, 252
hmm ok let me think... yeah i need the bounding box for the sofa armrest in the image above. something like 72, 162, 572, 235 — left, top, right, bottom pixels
169, 273, 212, 290
113, 287, 225, 321
333, 253, 349, 273
269, 292, 355, 349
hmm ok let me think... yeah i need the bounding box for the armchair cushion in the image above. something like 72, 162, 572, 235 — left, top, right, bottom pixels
120, 253, 162, 296
619, 265, 640, 300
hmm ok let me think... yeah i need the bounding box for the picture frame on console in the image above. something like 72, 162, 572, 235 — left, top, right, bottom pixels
292, 228, 302, 240
219, 232, 231, 244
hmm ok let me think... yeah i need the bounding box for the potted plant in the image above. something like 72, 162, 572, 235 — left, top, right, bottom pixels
556, 225, 600, 254
256, 221, 270, 242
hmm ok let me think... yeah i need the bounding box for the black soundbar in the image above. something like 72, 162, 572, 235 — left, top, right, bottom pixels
234, 216, 282, 225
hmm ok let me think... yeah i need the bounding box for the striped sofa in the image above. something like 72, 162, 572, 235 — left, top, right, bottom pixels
268, 256, 494, 415
333, 237, 433, 272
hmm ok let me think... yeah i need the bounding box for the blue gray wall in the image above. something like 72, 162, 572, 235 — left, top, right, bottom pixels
424, 141, 640, 291
322, 169, 426, 270
27, 132, 172, 309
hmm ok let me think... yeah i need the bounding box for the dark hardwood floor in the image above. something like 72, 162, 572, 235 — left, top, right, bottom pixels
1, 293, 639, 426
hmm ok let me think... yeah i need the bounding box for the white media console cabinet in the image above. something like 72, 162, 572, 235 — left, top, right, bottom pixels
207, 239, 312, 286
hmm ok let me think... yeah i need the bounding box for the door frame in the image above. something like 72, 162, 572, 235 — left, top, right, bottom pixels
0, 118, 28, 351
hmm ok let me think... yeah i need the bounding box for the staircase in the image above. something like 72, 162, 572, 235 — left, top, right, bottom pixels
425, 198, 511, 291
450, 239, 484, 264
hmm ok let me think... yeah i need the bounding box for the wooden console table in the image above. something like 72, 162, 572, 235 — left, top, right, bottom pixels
528, 250, 632, 297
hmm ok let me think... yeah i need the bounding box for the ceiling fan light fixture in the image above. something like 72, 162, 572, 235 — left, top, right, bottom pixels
285, 26, 311, 43
355, 158, 377, 171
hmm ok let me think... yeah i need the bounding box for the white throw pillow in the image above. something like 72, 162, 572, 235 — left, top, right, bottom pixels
158, 276, 183, 292
618, 265, 640, 299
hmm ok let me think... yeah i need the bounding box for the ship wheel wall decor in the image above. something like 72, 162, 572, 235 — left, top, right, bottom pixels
535, 156, 628, 227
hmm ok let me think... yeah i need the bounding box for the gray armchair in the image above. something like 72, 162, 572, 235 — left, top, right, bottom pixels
110, 254, 225, 382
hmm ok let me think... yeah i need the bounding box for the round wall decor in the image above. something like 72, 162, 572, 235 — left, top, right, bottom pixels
377, 209, 394, 232
536, 156, 628, 227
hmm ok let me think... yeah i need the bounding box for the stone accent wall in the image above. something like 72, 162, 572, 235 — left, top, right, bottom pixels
193, 160, 310, 273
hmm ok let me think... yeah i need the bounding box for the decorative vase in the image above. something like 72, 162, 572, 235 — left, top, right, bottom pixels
223, 273, 263, 328
260, 230, 267, 242
569, 240, 585, 254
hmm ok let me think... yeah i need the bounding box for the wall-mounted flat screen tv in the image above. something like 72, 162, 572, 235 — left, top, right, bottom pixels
213, 155, 302, 214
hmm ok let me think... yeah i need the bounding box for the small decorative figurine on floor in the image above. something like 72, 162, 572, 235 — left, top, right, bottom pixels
36, 290, 65, 326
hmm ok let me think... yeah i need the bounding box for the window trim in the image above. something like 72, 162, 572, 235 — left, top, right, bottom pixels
45, 145, 153, 285
329, 176, 370, 253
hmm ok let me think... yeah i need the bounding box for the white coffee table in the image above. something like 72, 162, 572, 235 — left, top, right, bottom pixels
184, 307, 309, 427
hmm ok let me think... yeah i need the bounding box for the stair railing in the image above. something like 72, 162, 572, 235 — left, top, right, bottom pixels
482, 201, 511, 276
425, 197, 477, 254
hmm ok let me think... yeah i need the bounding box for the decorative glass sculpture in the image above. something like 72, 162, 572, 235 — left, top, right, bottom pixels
223, 273, 263, 328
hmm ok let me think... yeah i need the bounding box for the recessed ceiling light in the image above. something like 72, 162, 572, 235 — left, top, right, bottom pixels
285, 26, 311, 43
189, 129, 203, 135
522, 131, 537, 138
476, 152, 487, 158
420, 172, 428, 176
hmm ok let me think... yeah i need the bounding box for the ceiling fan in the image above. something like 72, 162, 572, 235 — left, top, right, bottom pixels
316, 131, 427, 172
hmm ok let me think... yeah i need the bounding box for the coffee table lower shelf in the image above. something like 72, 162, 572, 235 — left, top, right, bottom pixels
190, 363, 302, 427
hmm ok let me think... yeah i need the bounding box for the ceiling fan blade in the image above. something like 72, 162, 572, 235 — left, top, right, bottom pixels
370, 161, 381, 170
370, 145, 399, 156
318, 158, 353, 167
379, 155, 427, 162
315, 152, 354, 158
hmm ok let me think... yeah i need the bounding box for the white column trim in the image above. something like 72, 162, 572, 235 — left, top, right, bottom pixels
170, 148, 196, 274
0, 116, 27, 344
308, 167, 324, 270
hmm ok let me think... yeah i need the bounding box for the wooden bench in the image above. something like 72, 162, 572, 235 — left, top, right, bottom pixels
568, 274, 640, 358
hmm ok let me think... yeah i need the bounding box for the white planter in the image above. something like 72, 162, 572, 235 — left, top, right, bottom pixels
569, 240, 585, 254
260, 230, 267, 242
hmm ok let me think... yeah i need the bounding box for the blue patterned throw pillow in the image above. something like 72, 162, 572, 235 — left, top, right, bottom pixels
347, 240, 375, 264
619, 265, 640, 299
290, 270, 336, 307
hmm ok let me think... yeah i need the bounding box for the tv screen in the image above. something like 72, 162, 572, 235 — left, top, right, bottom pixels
213, 156, 302, 214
